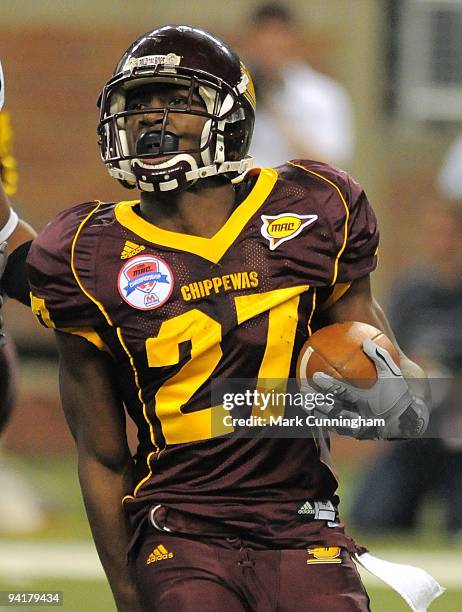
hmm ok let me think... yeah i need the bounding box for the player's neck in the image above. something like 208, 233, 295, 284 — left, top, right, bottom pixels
139, 179, 238, 237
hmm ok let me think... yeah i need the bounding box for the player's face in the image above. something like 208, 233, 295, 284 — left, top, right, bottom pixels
124, 83, 207, 165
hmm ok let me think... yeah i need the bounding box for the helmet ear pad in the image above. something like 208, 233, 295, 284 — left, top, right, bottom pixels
220, 100, 255, 162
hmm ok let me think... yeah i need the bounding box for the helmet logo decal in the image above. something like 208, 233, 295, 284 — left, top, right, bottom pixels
125, 54, 182, 71
260, 213, 318, 251
118, 254, 174, 310
240, 62, 256, 111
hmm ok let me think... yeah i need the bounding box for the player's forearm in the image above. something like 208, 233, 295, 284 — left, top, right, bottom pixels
55, 334, 140, 608
372, 294, 431, 405
78, 455, 143, 612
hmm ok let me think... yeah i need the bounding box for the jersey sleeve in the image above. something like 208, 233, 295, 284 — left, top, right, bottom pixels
277, 161, 379, 293
332, 173, 379, 284
26, 202, 107, 333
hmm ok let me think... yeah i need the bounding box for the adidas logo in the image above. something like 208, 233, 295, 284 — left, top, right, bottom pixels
298, 501, 315, 515
146, 544, 174, 565
121, 240, 146, 259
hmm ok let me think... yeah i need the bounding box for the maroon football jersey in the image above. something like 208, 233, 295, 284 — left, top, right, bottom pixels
27, 161, 378, 548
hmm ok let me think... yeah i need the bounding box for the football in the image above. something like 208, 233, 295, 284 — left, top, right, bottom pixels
296, 321, 400, 390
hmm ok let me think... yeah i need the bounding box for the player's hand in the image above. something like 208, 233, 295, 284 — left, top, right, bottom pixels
298, 374, 380, 439
311, 338, 429, 439
0, 241, 8, 347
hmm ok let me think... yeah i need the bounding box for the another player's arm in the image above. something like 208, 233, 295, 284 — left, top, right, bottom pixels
324, 274, 430, 404
0, 63, 36, 253
0, 114, 36, 305
54, 330, 143, 612
0, 180, 36, 251
0, 242, 16, 433
0, 182, 35, 306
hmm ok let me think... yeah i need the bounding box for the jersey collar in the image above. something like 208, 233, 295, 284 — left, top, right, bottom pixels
114, 168, 278, 263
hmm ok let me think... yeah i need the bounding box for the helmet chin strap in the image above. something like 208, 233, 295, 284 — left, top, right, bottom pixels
131, 153, 199, 193
125, 153, 253, 193
109, 154, 254, 192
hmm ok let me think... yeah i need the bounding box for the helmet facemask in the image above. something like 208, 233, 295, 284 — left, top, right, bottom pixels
98, 63, 254, 193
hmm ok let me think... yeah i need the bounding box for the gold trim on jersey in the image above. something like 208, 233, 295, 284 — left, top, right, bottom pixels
307, 288, 316, 337
114, 168, 278, 263
30, 294, 56, 329
320, 282, 352, 311
58, 327, 108, 352
306, 289, 340, 488
68, 204, 156, 501
117, 327, 160, 502
123, 449, 158, 504
287, 162, 350, 286
30, 321, 110, 352
70, 201, 113, 327
307, 290, 319, 450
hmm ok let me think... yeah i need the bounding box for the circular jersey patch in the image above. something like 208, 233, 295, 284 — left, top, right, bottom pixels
118, 254, 174, 310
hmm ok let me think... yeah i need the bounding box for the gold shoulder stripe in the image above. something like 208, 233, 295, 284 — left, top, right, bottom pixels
288, 162, 350, 286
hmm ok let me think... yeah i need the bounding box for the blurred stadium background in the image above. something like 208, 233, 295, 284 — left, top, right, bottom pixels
0, 0, 461, 610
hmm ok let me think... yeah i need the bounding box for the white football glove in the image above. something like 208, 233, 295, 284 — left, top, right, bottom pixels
0, 242, 7, 347
0, 60, 4, 111
303, 338, 429, 439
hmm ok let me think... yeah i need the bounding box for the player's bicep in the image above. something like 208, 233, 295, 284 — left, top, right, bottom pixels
323, 275, 400, 349
55, 330, 130, 470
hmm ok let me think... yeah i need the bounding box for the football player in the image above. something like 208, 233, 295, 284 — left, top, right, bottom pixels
0, 241, 16, 430
2, 28, 435, 611
0, 61, 47, 535
0, 59, 36, 431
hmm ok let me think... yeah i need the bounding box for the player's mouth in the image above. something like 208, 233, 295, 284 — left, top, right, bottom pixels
135, 131, 179, 166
